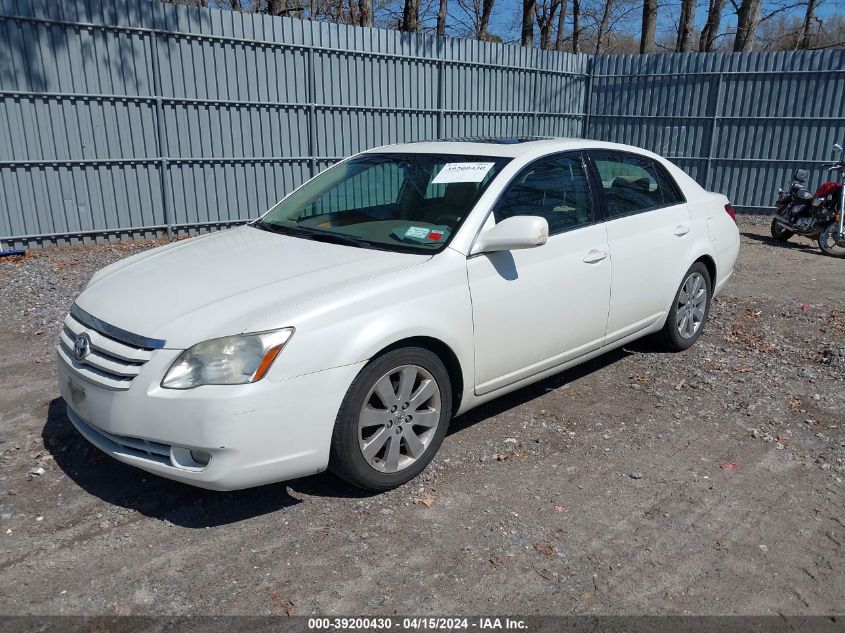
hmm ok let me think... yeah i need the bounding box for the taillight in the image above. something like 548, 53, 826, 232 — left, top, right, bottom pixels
725, 203, 737, 224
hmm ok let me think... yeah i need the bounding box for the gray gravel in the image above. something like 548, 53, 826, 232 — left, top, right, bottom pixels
0, 239, 163, 362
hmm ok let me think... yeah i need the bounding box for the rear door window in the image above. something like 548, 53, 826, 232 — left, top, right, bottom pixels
592, 153, 684, 219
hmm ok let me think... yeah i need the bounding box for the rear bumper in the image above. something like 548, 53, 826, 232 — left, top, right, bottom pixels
714, 267, 733, 297
714, 228, 740, 298
58, 351, 365, 490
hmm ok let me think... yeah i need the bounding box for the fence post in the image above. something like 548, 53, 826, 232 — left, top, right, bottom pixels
705, 72, 723, 191
307, 46, 318, 177
582, 56, 595, 139
437, 59, 445, 140
150, 24, 173, 240
531, 66, 540, 138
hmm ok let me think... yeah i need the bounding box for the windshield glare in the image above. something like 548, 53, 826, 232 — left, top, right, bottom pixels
257, 153, 510, 252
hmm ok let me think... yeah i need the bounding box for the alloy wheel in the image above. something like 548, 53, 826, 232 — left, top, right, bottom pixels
357, 365, 441, 473
676, 272, 707, 339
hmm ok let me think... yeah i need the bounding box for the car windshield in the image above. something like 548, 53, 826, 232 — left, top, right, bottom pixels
254, 153, 510, 253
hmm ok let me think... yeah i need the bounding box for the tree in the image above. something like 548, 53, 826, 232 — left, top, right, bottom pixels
521, 0, 536, 46
676, 0, 696, 51
400, 0, 421, 31
734, 0, 762, 51
479, 0, 496, 38
346, 0, 359, 23
436, 0, 448, 35
265, 0, 305, 17
795, 0, 818, 49
359, 0, 373, 26
555, 0, 569, 51
537, 0, 562, 49
594, 0, 614, 53
454, 0, 497, 40
571, 0, 580, 52
699, 0, 727, 51
639, 0, 657, 52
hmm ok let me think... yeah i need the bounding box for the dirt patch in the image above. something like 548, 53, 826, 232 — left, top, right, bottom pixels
0, 218, 842, 615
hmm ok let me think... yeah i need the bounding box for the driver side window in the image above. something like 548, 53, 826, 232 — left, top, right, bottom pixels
494, 155, 594, 235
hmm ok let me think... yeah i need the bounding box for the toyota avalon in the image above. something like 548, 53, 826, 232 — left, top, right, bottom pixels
58, 138, 740, 491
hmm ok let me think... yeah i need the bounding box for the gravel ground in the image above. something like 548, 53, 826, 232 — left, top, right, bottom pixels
0, 216, 843, 615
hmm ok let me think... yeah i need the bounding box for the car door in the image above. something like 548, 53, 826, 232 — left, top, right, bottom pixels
588, 151, 692, 344
467, 153, 612, 395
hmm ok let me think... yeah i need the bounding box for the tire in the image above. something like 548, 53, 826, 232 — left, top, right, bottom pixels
329, 347, 452, 491
818, 222, 845, 258
770, 219, 794, 242
657, 262, 712, 352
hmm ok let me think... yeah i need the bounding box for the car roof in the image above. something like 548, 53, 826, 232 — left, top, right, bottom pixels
365, 137, 654, 159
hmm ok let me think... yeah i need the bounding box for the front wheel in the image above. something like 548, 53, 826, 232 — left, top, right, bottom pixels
771, 219, 794, 242
329, 347, 452, 491
657, 262, 712, 352
818, 222, 845, 258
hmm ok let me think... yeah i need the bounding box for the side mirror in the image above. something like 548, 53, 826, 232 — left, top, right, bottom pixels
471, 216, 549, 255
834, 143, 843, 152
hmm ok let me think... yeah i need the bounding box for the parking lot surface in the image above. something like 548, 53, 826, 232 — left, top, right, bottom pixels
0, 217, 843, 615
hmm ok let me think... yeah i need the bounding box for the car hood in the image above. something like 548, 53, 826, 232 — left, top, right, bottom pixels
75, 225, 430, 348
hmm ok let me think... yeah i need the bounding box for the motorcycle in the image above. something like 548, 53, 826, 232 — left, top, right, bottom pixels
771, 142, 845, 258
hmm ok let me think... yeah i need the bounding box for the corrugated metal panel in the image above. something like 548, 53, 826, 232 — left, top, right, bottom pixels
0, 0, 589, 246
586, 50, 845, 211
1, 0, 842, 246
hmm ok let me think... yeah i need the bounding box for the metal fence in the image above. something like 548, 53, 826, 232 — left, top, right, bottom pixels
0, 0, 843, 248
587, 51, 845, 215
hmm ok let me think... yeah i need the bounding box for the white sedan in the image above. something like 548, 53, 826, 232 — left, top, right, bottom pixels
58, 138, 740, 491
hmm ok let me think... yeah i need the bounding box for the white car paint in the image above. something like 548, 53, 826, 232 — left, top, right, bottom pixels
468, 222, 612, 393
58, 138, 740, 490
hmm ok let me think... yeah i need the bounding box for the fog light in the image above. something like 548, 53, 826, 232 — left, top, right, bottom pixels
190, 449, 211, 466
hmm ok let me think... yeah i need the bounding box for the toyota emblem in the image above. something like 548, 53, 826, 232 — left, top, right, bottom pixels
73, 333, 91, 361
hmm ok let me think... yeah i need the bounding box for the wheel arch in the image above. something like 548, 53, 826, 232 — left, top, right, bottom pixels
369, 336, 465, 415
661, 251, 718, 320
694, 253, 717, 288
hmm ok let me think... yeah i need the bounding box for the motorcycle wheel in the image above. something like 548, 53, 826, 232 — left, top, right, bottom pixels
818, 222, 845, 258
770, 219, 794, 242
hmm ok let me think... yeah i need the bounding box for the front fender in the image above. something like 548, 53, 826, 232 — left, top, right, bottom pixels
258, 249, 476, 405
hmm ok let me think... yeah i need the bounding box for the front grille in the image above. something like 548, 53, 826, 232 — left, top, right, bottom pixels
58, 310, 157, 390
68, 407, 173, 466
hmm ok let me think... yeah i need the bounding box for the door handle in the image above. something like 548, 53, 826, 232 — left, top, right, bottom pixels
583, 249, 608, 264
674, 224, 691, 237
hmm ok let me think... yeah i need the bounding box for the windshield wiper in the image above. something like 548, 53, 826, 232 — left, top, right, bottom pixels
298, 229, 392, 251
252, 222, 391, 251
252, 219, 287, 235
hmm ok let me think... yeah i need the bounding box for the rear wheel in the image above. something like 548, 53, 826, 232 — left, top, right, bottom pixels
329, 347, 452, 491
657, 262, 712, 352
771, 219, 794, 242
818, 222, 845, 258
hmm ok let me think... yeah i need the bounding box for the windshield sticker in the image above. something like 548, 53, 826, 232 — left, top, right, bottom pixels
431, 162, 496, 184
391, 226, 451, 244
404, 226, 430, 240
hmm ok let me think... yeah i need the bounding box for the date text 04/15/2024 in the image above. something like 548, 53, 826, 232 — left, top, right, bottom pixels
307, 618, 528, 630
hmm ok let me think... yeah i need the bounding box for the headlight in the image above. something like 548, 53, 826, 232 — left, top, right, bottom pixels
161, 328, 294, 389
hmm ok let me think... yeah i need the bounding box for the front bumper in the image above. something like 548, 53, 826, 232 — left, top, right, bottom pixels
58, 350, 365, 490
